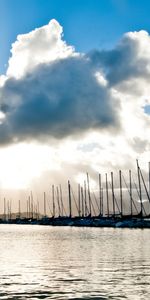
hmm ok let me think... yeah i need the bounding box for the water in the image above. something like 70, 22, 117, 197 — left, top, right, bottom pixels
0, 225, 150, 299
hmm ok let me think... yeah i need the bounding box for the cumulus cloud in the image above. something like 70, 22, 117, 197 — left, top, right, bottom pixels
0, 19, 120, 145
7, 19, 75, 79
0, 66, 119, 143
89, 30, 150, 87
0, 19, 150, 179
88, 29, 150, 164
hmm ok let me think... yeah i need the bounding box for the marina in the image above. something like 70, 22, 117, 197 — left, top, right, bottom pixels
1, 160, 150, 228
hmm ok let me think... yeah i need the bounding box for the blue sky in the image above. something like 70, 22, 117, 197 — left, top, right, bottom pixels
1, 0, 150, 74
0, 0, 150, 192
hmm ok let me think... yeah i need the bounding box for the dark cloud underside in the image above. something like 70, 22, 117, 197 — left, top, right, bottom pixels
0, 57, 119, 144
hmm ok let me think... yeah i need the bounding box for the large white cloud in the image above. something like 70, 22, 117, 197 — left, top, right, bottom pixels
7, 19, 75, 79
89, 30, 150, 87
0, 19, 120, 145
0, 19, 150, 203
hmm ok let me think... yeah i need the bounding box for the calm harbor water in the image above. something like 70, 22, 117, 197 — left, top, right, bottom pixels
0, 225, 150, 299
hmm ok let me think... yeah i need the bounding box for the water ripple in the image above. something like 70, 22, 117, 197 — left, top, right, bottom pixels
0, 225, 150, 299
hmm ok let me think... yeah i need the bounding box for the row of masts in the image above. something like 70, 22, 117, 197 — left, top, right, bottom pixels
1, 160, 150, 221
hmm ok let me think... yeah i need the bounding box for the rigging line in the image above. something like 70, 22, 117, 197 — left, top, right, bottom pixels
54, 188, 60, 217
109, 182, 121, 214
59, 185, 67, 216
56, 187, 61, 217
139, 167, 150, 203
61, 201, 67, 216
70, 186, 80, 215
84, 197, 89, 217
122, 174, 139, 214
84, 181, 89, 216
133, 179, 147, 216
90, 195, 96, 216
92, 191, 100, 211
47, 195, 53, 216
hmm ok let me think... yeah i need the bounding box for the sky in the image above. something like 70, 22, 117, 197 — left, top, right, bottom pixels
0, 0, 150, 214
1, 0, 150, 73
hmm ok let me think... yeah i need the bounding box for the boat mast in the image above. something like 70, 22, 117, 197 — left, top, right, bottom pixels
52, 185, 55, 218
119, 170, 123, 217
10, 200, 12, 220
111, 172, 115, 217
129, 170, 133, 217
99, 174, 102, 216
44, 191, 46, 218
136, 159, 143, 217
8, 200, 11, 221
149, 162, 150, 198
105, 173, 109, 217
7, 200, 9, 221
18, 199, 21, 219
56, 187, 61, 217
101, 187, 103, 216
87, 173, 91, 216
84, 181, 88, 217
81, 186, 84, 217
59, 184, 64, 217
35, 203, 37, 220
3, 198, 6, 221
139, 166, 150, 216
31, 191, 34, 219
149, 162, 150, 215
28, 196, 31, 219
27, 199, 29, 219
78, 184, 81, 217
68, 180, 72, 218
37, 199, 39, 220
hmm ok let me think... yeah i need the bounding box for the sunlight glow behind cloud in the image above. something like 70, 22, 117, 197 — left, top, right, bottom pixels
0, 19, 150, 192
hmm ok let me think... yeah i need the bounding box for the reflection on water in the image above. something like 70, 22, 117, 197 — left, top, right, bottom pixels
0, 225, 150, 299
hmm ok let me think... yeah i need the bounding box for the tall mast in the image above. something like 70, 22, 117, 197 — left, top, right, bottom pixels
8, 200, 11, 220
111, 172, 115, 216
31, 191, 34, 219
56, 187, 61, 217
44, 191, 46, 217
139, 167, 150, 216
28, 196, 31, 219
37, 200, 39, 220
68, 180, 72, 218
84, 181, 88, 216
59, 184, 64, 216
119, 170, 123, 217
99, 174, 102, 216
78, 184, 81, 217
52, 185, 55, 218
129, 170, 133, 217
87, 173, 91, 216
101, 187, 103, 216
10, 200, 12, 220
136, 159, 143, 217
7, 200, 9, 220
4, 198, 6, 221
148, 162, 150, 215
35, 203, 37, 220
27, 199, 29, 218
81, 186, 84, 217
105, 173, 109, 217
18, 199, 21, 219
149, 162, 150, 198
